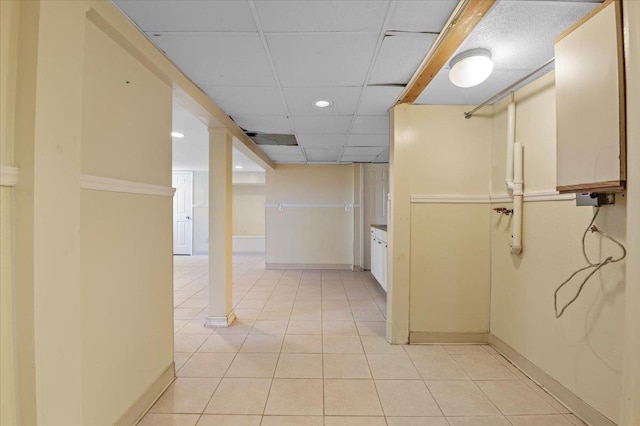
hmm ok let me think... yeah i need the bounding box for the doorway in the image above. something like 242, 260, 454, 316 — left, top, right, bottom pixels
172, 171, 193, 255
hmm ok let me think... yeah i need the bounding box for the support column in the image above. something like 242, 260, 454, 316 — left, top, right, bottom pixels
205, 128, 236, 327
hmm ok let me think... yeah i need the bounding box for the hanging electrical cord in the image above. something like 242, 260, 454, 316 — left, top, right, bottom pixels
554, 206, 627, 318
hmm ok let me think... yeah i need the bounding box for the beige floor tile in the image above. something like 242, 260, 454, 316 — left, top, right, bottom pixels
174, 353, 192, 371
323, 335, 364, 353
351, 308, 385, 321
324, 379, 383, 416
425, 381, 500, 416
175, 320, 189, 333
178, 353, 235, 378
507, 414, 574, 425
225, 353, 279, 378
151, 378, 220, 414
322, 308, 354, 321
522, 380, 570, 413
375, 380, 442, 416
175, 308, 206, 320
138, 413, 200, 426
386, 418, 449, 426
196, 415, 261, 425
493, 355, 529, 380
403, 345, 447, 357
446, 416, 511, 425
258, 308, 292, 320
476, 380, 557, 415
290, 307, 322, 321
198, 335, 247, 353
204, 378, 271, 415
443, 345, 489, 355
281, 334, 323, 353
411, 354, 469, 380
323, 354, 372, 379
452, 354, 517, 380
355, 321, 386, 336
234, 308, 262, 320
323, 320, 359, 336
286, 320, 322, 335
211, 320, 254, 336
251, 320, 289, 335
360, 336, 406, 354
240, 335, 284, 353
177, 320, 214, 335
367, 354, 420, 379
324, 416, 386, 425
174, 334, 209, 353
264, 379, 324, 415
260, 416, 323, 426
275, 354, 323, 378
236, 299, 267, 310
482, 345, 500, 355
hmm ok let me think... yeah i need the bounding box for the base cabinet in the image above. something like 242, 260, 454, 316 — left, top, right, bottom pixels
370, 227, 387, 292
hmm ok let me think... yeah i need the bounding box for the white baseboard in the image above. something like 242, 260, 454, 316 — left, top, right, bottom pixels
233, 235, 265, 253
488, 335, 616, 426
114, 362, 175, 426
266, 263, 353, 270
205, 311, 237, 328
410, 331, 489, 344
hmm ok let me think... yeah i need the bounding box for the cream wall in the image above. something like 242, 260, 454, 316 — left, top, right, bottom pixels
266, 164, 355, 267
0, 1, 20, 424
190, 171, 266, 254
391, 105, 492, 338
6, 2, 175, 424
490, 69, 626, 423
80, 18, 174, 425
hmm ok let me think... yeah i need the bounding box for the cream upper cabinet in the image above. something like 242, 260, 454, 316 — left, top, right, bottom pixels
554, 0, 626, 193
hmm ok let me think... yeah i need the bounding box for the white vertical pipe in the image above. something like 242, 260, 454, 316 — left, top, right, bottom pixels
511, 142, 523, 255
506, 102, 515, 190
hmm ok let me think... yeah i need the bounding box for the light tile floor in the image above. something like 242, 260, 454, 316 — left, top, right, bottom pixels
139, 255, 586, 426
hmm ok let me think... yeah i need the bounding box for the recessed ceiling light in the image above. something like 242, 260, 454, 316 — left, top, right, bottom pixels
449, 48, 494, 88
171, 132, 184, 138
235, 165, 244, 169
314, 100, 333, 108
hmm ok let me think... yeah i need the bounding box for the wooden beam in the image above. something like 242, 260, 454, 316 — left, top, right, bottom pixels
397, 0, 496, 105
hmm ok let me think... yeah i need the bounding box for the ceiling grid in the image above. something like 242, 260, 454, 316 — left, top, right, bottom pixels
114, 0, 602, 165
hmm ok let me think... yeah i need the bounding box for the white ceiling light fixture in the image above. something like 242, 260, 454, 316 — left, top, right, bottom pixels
235, 165, 244, 169
171, 132, 185, 138
313, 99, 333, 108
449, 48, 494, 88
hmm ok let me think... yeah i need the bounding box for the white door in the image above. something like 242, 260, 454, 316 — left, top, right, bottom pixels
363, 164, 389, 270
173, 171, 193, 255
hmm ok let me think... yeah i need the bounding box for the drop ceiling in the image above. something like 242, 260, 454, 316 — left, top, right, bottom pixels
114, 0, 601, 165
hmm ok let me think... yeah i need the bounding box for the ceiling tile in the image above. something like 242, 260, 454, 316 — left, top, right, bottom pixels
150, 34, 275, 86
358, 86, 404, 115
296, 135, 349, 148
369, 34, 437, 85
415, 68, 548, 106
373, 149, 390, 163
389, 0, 458, 33
291, 116, 353, 134
304, 147, 342, 162
340, 155, 379, 163
283, 87, 362, 116
456, 1, 599, 71
202, 86, 287, 116
114, 1, 256, 32
342, 146, 385, 157
255, 1, 389, 33
351, 116, 390, 135
232, 115, 292, 134
259, 145, 306, 162
267, 34, 378, 87
348, 134, 389, 147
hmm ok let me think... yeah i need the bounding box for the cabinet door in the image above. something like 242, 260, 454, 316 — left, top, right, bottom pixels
371, 235, 379, 282
380, 243, 388, 292
555, 0, 625, 193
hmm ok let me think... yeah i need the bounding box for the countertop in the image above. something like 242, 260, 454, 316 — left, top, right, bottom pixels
371, 224, 387, 232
